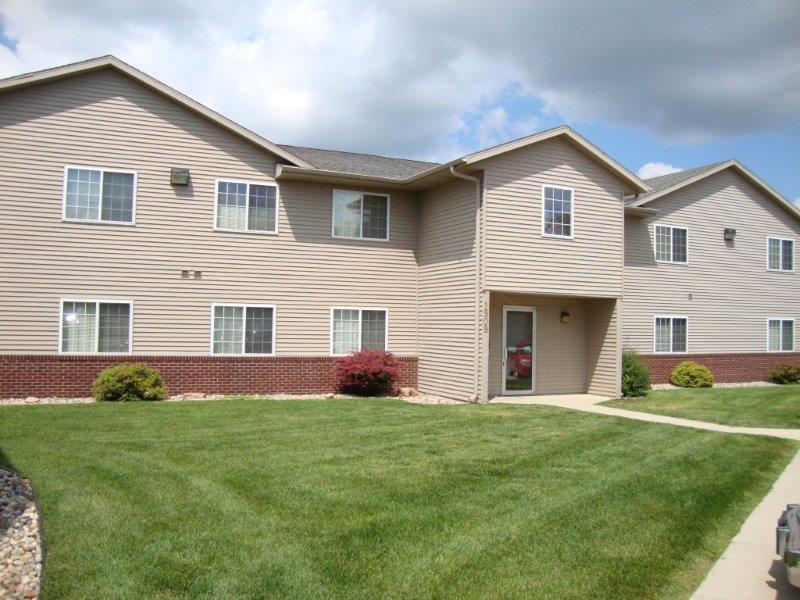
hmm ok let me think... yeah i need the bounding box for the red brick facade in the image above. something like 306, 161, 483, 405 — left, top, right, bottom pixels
641, 352, 800, 384
0, 355, 418, 398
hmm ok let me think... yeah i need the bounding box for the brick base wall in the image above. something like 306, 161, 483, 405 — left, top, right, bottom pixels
640, 352, 800, 384
0, 355, 418, 398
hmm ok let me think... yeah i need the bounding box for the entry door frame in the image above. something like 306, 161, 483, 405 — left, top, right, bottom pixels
501, 305, 537, 396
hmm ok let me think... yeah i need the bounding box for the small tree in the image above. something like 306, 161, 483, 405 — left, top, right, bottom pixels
670, 361, 714, 388
92, 363, 168, 402
621, 348, 651, 398
331, 349, 399, 396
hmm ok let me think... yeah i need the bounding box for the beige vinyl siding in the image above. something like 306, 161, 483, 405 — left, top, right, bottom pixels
0, 68, 418, 355
488, 293, 587, 396
480, 137, 631, 298
417, 179, 477, 400
623, 168, 800, 353
586, 298, 620, 396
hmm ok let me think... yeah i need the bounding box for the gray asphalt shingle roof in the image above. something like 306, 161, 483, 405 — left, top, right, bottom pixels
637, 161, 728, 201
278, 144, 439, 179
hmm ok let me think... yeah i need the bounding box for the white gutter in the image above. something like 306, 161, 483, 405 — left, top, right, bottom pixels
450, 165, 483, 402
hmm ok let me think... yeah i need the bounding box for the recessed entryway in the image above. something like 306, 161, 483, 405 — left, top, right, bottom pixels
502, 305, 536, 395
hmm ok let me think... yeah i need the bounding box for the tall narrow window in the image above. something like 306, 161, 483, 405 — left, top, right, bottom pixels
654, 316, 688, 354
212, 305, 275, 354
332, 190, 389, 240
654, 225, 688, 263
768, 318, 794, 352
542, 185, 573, 238
331, 308, 388, 354
60, 300, 131, 353
215, 180, 278, 233
63, 167, 136, 223
767, 237, 794, 271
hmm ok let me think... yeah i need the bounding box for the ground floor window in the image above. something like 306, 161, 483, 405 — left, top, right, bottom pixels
768, 318, 794, 352
60, 300, 132, 353
654, 316, 688, 354
212, 305, 275, 354
331, 308, 387, 355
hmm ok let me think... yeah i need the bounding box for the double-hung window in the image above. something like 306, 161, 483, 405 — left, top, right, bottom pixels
332, 190, 389, 240
60, 300, 132, 353
212, 305, 276, 354
654, 316, 688, 354
331, 308, 387, 355
63, 166, 136, 223
654, 225, 688, 264
767, 237, 794, 272
542, 185, 573, 238
768, 318, 794, 352
215, 180, 278, 233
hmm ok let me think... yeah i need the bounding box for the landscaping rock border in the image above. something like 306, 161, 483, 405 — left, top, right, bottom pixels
0, 469, 43, 599
652, 381, 777, 390
1, 393, 466, 406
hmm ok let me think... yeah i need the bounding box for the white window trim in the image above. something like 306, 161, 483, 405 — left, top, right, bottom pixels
540, 184, 575, 240
766, 236, 795, 273
209, 303, 277, 356
331, 190, 391, 242
329, 306, 389, 356
653, 223, 689, 264
62, 165, 138, 225
653, 315, 689, 354
213, 179, 280, 235
58, 298, 133, 355
766, 317, 795, 352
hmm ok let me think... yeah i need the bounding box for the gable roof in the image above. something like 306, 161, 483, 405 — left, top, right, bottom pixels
458, 125, 650, 192
278, 125, 650, 192
0, 55, 314, 169
278, 145, 438, 179
629, 159, 800, 220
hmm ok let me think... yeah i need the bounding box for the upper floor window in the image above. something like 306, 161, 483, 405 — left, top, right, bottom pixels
211, 304, 276, 354
331, 307, 387, 355
332, 190, 389, 241
541, 185, 573, 238
215, 180, 278, 233
654, 225, 688, 264
60, 300, 132, 354
654, 316, 688, 354
768, 318, 794, 352
63, 166, 136, 223
767, 237, 794, 272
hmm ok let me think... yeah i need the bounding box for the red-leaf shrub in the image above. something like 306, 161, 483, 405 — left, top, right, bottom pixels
331, 349, 399, 396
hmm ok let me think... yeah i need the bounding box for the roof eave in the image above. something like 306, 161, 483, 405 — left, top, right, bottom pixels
0, 55, 315, 169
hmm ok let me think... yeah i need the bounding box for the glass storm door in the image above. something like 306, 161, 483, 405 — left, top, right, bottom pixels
502, 306, 536, 395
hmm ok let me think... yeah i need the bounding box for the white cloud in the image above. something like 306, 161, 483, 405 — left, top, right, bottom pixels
637, 162, 682, 179
0, 1, 798, 159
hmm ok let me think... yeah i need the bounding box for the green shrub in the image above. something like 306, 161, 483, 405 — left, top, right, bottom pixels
670, 361, 714, 388
92, 363, 168, 402
621, 348, 651, 397
767, 364, 800, 385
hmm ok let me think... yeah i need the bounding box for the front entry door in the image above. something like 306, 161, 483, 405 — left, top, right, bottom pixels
502, 306, 536, 395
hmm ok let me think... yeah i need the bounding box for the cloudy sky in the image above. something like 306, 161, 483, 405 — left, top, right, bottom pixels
0, 0, 798, 200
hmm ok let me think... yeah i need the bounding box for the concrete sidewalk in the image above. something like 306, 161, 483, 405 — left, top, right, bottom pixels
491, 394, 800, 440
491, 393, 800, 598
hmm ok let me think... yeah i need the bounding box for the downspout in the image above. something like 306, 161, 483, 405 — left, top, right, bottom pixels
450, 165, 483, 402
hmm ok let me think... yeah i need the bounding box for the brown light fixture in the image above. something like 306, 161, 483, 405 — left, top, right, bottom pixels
724, 228, 736, 241
560, 311, 570, 324
170, 167, 190, 186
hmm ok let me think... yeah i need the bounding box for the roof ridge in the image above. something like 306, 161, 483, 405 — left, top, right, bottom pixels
278, 144, 439, 166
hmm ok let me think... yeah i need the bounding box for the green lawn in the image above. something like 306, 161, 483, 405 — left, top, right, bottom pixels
603, 386, 800, 429
1, 399, 796, 599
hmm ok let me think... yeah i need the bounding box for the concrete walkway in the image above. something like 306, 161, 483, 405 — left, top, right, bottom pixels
491, 393, 800, 598
491, 394, 800, 440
